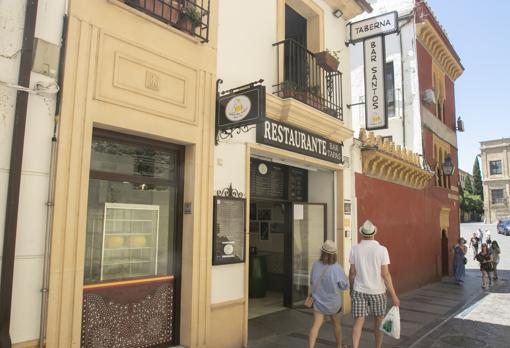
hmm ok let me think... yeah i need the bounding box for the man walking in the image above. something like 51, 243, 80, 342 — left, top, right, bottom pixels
349, 220, 400, 348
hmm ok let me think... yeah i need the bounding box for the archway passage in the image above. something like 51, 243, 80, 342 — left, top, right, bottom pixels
441, 230, 449, 277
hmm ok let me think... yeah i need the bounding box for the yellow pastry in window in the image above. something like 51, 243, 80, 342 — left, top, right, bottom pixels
130, 235, 146, 248
107, 236, 124, 249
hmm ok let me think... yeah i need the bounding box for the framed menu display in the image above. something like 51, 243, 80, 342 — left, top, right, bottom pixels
213, 196, 246, 265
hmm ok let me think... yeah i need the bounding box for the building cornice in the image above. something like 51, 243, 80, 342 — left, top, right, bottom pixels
266, 94, 353, 142
360, 129, 434, 190
416, 21, 463, 81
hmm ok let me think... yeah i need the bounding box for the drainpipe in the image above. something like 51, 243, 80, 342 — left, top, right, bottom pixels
0, 1, 39, 347
38, 11, 68, 348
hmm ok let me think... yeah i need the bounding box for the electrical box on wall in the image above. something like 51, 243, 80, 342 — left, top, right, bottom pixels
32, 38, 60, 78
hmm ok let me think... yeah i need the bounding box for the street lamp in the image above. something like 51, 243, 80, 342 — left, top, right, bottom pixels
442, 154, 455, 176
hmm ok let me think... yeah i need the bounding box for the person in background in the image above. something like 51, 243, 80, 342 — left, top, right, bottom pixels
478, 228, 485, 245
349, 220, 400, 348
308, 240, 349, 348
491, 240, 501, 281
476, 243, 494, 290
470, 232, 479, 258
485, 229, 492, 247
452, 238, 467, 285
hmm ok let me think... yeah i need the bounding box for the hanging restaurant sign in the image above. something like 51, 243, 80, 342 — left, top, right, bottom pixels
364, 36, 387, 130
348, 11, 398, 43
217, 83, 265, 130
256, 117, 343, 164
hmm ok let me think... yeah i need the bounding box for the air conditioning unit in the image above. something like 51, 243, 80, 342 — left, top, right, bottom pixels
423, 89, 436, 104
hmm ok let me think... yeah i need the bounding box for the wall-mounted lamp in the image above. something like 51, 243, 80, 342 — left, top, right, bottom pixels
333, 9, 343, 18
456, 116, 464, 132
442, 154, 455, 176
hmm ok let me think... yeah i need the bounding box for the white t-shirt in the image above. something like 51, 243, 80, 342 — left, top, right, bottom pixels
349, 240, 390, 294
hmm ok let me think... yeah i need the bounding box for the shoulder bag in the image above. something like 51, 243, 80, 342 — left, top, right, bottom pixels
304, 265, 329, 308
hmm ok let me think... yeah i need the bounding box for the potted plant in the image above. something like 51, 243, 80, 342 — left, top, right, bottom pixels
133, 0, 181, 25
314, 49, 340, 72
307, 85, 322, 108
279, 80, 298, 99
179, 3, 202, 34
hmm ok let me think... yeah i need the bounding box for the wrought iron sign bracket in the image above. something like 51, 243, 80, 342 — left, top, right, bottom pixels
216, 183, 244, 199
215, 78, 265, 145
346, 101, 366, 109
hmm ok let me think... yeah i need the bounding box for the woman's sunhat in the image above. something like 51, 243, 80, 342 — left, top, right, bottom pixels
321, 240, 337, 254
359, 220, 377, 236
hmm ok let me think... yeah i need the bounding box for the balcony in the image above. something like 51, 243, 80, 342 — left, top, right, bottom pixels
273, 39, 343, 121
125, 0, 210, 42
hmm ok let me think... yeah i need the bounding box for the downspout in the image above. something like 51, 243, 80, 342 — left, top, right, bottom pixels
39, 4, 69, 347
398, 12, 415, 148
0, 1, 39, 347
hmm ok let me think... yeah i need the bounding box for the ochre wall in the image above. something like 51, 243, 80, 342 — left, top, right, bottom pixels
355, 173, 460, 293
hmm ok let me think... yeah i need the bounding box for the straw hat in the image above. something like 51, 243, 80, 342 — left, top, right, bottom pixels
359, 220, 377, 236
321, 240, 337, 254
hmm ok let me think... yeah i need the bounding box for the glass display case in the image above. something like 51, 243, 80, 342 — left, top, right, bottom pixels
101, 202, 160, 281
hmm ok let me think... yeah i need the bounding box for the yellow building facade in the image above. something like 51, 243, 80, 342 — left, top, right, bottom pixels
46, 0, 218, 347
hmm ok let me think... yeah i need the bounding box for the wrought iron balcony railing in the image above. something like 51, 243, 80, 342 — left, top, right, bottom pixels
125, 0, 210, 42
273, 39, 343, 120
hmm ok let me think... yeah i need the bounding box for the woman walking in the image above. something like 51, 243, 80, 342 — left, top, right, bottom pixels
491, 240, 501, 281
476, 243, 494, 289
452, 238, 467, 284
308, 240, 349, 348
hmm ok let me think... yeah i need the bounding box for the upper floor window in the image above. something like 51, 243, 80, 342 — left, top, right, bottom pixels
432, 65, 445, 123
124, 0, 210, 42
385, 62, 395, 118
491, 189, 505, 204
490, 160, 502, 175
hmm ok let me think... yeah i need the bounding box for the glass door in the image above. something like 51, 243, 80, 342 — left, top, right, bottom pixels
290, 203, 326, 306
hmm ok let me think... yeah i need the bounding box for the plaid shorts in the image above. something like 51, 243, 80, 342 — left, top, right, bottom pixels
351, 290, 387, 317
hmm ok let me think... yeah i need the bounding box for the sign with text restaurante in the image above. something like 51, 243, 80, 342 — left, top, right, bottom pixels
349, 11, 398, 43
256, 117, 343, 164
364, 35, 387, 130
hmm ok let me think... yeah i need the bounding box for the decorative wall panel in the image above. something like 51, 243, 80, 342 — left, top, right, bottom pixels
95, 31, 199, 124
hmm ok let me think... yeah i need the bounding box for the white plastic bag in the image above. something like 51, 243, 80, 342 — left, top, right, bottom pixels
380, 306, 400, 339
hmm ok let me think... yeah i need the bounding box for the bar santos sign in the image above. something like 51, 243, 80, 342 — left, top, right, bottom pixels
364, 36, 387, 130
256, 118, 343, 164
349, 11, 398, 43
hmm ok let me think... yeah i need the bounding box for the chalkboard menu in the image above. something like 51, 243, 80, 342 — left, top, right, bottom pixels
289, 168, 308, 202
213, 197, 246, 265
250, 159, 308, 202
250, 160, 286, 200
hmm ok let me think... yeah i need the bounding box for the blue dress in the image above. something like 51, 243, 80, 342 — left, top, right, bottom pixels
310, 261, 349, 315
453, 245, 466, 283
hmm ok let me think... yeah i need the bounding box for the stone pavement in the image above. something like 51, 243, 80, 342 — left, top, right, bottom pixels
248, 269, 507, 348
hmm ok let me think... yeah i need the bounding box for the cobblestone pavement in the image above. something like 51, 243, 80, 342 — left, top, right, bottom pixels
248, 223, 510, 347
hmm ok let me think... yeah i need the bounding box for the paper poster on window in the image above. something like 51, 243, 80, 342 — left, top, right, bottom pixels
364, 36, 387, 130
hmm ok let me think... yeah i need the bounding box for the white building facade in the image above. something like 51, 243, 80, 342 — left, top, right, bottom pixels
213, 0, 371, 345
0, 0, 66, 346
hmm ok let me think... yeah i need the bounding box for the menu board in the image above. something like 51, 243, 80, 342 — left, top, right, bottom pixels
250, 161, 286, 200
213, 197, 246, 265
289, 168, 307, 202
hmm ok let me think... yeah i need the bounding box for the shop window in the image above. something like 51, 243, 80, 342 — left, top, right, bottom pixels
491, 189, 505, 204
84, 131, 183, 284
385, 61, 395, 118
490, 160, 502, 175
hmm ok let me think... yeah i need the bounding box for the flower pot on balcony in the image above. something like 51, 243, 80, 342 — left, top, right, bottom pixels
315, 51, 339, 72
135, 0, 181, 24
179, 5, 202, 35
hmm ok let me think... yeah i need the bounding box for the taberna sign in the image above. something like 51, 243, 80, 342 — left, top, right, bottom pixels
364, 36, 387, 130
256, 117, 343, 164
217, 85, 265, 130
348, 11, 398, 43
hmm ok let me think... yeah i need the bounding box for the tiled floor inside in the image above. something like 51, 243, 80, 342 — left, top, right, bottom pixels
248, 291, 287, 319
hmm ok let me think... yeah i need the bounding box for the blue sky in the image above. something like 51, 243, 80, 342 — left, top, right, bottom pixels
426, 0, 509, 173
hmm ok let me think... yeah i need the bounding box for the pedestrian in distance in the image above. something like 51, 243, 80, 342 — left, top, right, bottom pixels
491, 240, 501, 281
485, 229, 492, 247
478, 228, 484, 245
470, 232, 479, 258
349, 220, 400, 348
308, 240, 350, 348
475, 243, 494, 289
452, 238, 467, 285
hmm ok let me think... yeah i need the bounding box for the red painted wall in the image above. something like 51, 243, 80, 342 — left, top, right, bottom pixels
417, 42, 435, 115
356, 173, 460, 294
444, 76, 456, 130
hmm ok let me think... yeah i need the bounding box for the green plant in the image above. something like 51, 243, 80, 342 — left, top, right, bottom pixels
182, 4, 202, 26
280, 80, 298, 91
308, 85, 321, 96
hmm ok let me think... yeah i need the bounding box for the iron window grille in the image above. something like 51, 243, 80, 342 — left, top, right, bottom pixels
125, 0, 210, 42
273, 39, 343, 121
490, 160, 503, 175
